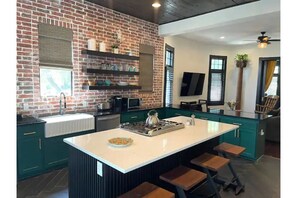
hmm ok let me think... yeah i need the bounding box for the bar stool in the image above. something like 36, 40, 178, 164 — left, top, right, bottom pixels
118, 181, 175, 198
190, 153, 230, 198
213, 142, 245, 195
159, 165, 207, 198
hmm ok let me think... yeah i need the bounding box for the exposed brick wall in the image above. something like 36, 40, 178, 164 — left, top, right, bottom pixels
17, 0, 164, 116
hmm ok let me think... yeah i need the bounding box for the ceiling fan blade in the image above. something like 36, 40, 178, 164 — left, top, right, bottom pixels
268, 39, 280, 41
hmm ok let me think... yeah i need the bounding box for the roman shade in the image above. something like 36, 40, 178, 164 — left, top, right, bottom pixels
38, 23, 73, 68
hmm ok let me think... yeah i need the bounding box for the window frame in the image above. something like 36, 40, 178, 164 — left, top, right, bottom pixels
207, 55, 227, 105
163, 44, 174, 106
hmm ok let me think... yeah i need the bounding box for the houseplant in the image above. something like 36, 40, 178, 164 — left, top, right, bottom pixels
111, 30, 122, 54
235, 53, 248, 68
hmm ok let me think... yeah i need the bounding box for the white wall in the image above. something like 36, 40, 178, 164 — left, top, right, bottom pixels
164, 36, 280, 112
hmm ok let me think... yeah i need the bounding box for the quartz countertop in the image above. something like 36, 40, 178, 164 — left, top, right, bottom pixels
63, 116, 238, 173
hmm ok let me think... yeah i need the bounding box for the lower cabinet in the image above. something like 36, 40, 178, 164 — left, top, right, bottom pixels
17, 123, 44, 180
165, 108, 193, 118
121, 108, 166, 123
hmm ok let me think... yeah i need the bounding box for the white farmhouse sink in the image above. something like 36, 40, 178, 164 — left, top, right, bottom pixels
41, 113, 95, 138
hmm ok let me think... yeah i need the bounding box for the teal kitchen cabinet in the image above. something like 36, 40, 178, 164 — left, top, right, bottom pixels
194, 112, 220, 122
219, 116, 263, 160
165, 108, 192, 118
44, 129, 95, 169
17, 123, 44, 179
121, 111, 146, 123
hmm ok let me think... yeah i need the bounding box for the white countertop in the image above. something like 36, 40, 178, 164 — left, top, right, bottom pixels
63, 116, 238, 173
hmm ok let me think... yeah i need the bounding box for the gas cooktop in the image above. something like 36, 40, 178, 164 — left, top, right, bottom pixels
120, 120, 185, 137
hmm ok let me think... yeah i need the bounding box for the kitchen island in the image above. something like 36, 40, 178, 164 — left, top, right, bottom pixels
64, 116, 238, 198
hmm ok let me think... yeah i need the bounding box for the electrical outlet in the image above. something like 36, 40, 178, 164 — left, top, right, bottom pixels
23, 103, 29, 110
83, 101, 88, 107
97, 161, 103, 176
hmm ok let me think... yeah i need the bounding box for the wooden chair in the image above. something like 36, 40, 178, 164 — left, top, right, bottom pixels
255, 95, 279, 114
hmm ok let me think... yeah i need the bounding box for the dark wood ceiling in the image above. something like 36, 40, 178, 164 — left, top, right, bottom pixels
86, 0, 259, 24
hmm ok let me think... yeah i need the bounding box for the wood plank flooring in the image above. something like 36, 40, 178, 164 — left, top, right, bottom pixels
17, 155, 280, 198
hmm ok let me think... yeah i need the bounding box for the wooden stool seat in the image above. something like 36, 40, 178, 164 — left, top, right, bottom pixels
214, 142, 246, 157
191, 153, 230, 172
160, 165, 207, 191
118, 182, 175, 198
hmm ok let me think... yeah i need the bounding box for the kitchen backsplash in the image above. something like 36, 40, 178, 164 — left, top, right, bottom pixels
16, 0, 164, 116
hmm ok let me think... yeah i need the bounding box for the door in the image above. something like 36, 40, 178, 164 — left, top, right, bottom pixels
256, 57, 280, 109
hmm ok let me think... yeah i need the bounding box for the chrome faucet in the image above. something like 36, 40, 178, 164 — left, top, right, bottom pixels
59, 92, 66, 115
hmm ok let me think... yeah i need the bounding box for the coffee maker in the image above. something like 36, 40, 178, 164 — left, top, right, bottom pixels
112, 96, 122, 113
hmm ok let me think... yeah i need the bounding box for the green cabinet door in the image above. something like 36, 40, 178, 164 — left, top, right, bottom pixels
17, 137, 43, 177
194, 113, 220, 122
239, 129, 256, 159
44, 136, 68, 169
220, 130, 240, 145
165, 108, 192, 118
17, 123, 44, 179
121, 111, 146, 123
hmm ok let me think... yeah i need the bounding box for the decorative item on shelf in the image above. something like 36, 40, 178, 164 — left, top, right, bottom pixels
105, 79, 111, 86
96, 80, 105, 86
88, 38, 97, 51
234, 53, 249, 110
111, 30, 123, 54
235, 54, 248, 68
226, 101, 237, 111
126, 49, 132, 56
99, 41, 106, 52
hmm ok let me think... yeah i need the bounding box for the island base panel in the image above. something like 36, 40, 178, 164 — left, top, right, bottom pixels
68, 138, 219, 198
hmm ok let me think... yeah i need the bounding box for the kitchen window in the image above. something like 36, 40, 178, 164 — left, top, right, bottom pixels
38, 23, 73, 96
164, 44, 174, 106
207, 55, 227, 105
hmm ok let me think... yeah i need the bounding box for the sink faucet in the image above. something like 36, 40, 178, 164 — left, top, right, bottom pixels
59, 92, 66, 115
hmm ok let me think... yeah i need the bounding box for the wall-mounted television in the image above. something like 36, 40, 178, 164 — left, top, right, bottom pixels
180, 72, 205, 96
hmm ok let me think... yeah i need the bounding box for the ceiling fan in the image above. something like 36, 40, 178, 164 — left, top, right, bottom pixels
257, 31, 280, 48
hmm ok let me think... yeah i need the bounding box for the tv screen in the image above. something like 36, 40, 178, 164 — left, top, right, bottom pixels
180, 72, 205, 96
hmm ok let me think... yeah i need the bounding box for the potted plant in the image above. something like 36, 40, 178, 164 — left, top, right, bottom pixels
235, 53, 248, 68
111, 44, 119, 54
111, 30, 122, 54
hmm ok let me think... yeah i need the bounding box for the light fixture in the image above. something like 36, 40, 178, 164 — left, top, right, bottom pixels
220, 36, 225, 39
258, 42, 268, 48
152, 2, 161, 8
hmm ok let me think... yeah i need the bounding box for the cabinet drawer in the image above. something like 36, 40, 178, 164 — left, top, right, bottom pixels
121, 111, 145, 123
194, 113, 220, 122
17, 123, 44, 139
220, 117, 258, 130
166, 108, 192, 118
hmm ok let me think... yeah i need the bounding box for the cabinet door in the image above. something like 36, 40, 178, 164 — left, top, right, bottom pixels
239, 129, 256, 159
121, 111, 145, 123
194, 113, 220, 122
17, 137, 43, 176
220, 130, 240, 145
165, 108, 192, 118
44, 137, 68, 169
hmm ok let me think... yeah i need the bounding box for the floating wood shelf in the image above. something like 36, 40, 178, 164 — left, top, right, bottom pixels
81, 49, 139, 60
82, 67, 139, 75
82, 85, 142, 90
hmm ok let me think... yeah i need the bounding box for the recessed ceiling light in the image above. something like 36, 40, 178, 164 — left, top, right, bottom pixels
220, 36, 225, 39
152, 2, 161, 8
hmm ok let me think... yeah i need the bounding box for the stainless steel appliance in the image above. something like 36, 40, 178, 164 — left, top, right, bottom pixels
97, 102, 112, 111
95, 114, 120, 132
120, 120, 185, 137
122, 97, 141, 111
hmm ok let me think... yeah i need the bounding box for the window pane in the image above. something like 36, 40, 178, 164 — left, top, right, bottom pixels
40, 68, 72, 96
211, 59, 223, 70
210, 73, 222, 101
265, 76, 278, 96
274, 65, 279, 74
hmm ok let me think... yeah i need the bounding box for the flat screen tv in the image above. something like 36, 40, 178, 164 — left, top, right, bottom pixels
180, 72, 205, 96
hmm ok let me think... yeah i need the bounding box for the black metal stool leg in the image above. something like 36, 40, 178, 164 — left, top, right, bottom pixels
176, 186, 187, 198
204, 168, 221, 198
221, 153, 245, 195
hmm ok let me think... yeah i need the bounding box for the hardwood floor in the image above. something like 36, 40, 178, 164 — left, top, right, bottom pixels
264, 140, 280, 158
17, 155, 280, 198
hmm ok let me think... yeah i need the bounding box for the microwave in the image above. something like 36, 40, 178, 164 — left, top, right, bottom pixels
122, 98, 141, 111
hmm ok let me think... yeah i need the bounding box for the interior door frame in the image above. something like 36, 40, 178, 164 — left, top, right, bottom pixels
256, 56, 281, 106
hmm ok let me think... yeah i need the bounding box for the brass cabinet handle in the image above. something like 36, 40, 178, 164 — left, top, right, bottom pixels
39, 138, 41, 150
131, 116, 138, 119
200, 117, 208, 120
175, 113, 181, 116
24, 132, 36, 136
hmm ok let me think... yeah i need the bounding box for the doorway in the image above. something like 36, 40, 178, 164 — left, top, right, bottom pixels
256, 57, 280, 159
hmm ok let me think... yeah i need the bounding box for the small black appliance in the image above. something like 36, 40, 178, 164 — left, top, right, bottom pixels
112, 96, 122, 113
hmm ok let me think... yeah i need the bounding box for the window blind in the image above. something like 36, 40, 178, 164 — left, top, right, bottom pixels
165, 66, 173, 104
38, 23, 73, 68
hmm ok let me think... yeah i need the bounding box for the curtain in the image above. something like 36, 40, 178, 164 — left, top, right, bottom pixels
265, 60, 277, 91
